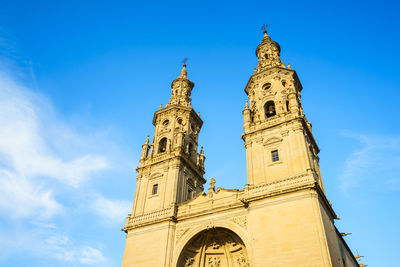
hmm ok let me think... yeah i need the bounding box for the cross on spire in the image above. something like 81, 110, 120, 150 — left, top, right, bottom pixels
181, 57, 189, 66
260, 24, 269, 34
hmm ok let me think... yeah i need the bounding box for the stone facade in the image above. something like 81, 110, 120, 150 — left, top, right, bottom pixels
121, 30, 360, 267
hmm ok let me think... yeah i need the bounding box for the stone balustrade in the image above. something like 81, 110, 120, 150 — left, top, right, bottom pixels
124, 173, 316, 231
124, 206, 176, 230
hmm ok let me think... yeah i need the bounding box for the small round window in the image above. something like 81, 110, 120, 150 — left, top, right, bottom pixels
162, 120, 169, 127
263, 83, 272, 90
281, 80, 287, 87
177, 118, 183, 125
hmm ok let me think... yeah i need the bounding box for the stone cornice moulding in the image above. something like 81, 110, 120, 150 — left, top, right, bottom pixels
123, 173, 332, 231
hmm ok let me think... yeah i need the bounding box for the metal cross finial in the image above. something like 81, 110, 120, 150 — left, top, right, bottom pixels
260, 24, 269, 33
181, 57, 189, 66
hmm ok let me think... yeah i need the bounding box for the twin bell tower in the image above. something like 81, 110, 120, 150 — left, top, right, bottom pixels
121, 29, 360, 267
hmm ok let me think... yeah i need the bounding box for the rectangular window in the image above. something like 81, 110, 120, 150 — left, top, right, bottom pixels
271, 150, 279, 162
152, 184, 158, 195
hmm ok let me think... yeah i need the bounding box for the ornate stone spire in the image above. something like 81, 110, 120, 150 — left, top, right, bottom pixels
256, 29, 283, 71
169, 64, 194, 107
178, 63, 187, 78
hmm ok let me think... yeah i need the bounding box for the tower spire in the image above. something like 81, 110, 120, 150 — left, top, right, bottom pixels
179, 63, 187, 78
169, 64, 194, 107
255, 26, 284, 71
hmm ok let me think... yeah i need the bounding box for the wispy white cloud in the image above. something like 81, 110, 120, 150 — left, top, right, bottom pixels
93, 194, 131, 224
0, 71, 109, 189
0, 64, 133, 265
0, 68, 111, 221
0, 169, 61, 219
78, 246, 107, 264
44, 235, 107, 265
0, 227, 108, 265
339, 131, 400, 192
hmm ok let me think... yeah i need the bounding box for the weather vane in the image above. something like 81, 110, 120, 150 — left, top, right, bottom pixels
260, 24, 269, 33
181, 57, 189, 66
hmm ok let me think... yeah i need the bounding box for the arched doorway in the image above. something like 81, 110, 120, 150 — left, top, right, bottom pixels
177, 227, 250, 267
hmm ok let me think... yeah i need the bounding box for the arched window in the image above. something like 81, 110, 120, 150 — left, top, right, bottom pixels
187, 188, 193, 200
188, 143, 194, 155
265, 101, 276, 118
158, 138, 167, 153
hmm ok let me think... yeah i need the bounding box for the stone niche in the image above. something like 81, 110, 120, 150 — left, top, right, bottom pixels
178, 227, 250, 267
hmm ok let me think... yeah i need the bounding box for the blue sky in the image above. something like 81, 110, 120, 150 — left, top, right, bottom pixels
0, 0, 399, 266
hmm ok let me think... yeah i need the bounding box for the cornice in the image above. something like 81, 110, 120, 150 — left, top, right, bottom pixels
244, 67, 302, 95
123, 173, 342, 234
152, 104, 203, 126
137, 151, 205, 182
242, 114, 301, 139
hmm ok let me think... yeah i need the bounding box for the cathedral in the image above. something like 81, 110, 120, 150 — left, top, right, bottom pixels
121, 29, 360, 267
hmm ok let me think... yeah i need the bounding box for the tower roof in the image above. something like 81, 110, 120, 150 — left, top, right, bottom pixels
169, 64, 194, 107
178, 63, 188, 78
255, 29, 283, 71
256, 30, 281, 55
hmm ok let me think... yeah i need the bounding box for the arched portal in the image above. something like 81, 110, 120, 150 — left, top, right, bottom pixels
177, 227, 250, 267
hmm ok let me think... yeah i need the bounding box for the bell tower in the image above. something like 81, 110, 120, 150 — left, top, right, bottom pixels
122, 29, 361, 267
243, 29, 324, 189
130, 64, 206, 218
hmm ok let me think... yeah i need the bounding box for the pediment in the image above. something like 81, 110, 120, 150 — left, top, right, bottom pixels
149, 172, 163, 179
179, 187, 244, 209
263, 137, 282, 146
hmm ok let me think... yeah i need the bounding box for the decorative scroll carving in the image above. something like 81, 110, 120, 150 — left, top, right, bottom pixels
176, 228, 189, 244
236, 251, 250, 267
232, 216, 247, 229
206, 221, 216, 230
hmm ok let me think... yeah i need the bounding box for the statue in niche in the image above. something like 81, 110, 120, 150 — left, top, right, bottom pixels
207, 256, 221, 267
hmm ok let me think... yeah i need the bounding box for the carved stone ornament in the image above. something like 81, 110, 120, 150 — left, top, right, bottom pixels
177, 228, 250, 267
176, 228, 190, 244
208, 256, 221, 267
206, 221, 216, 230
184, 256, 195, 267
236, 251, 250, 267
232, 216, 247, 229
